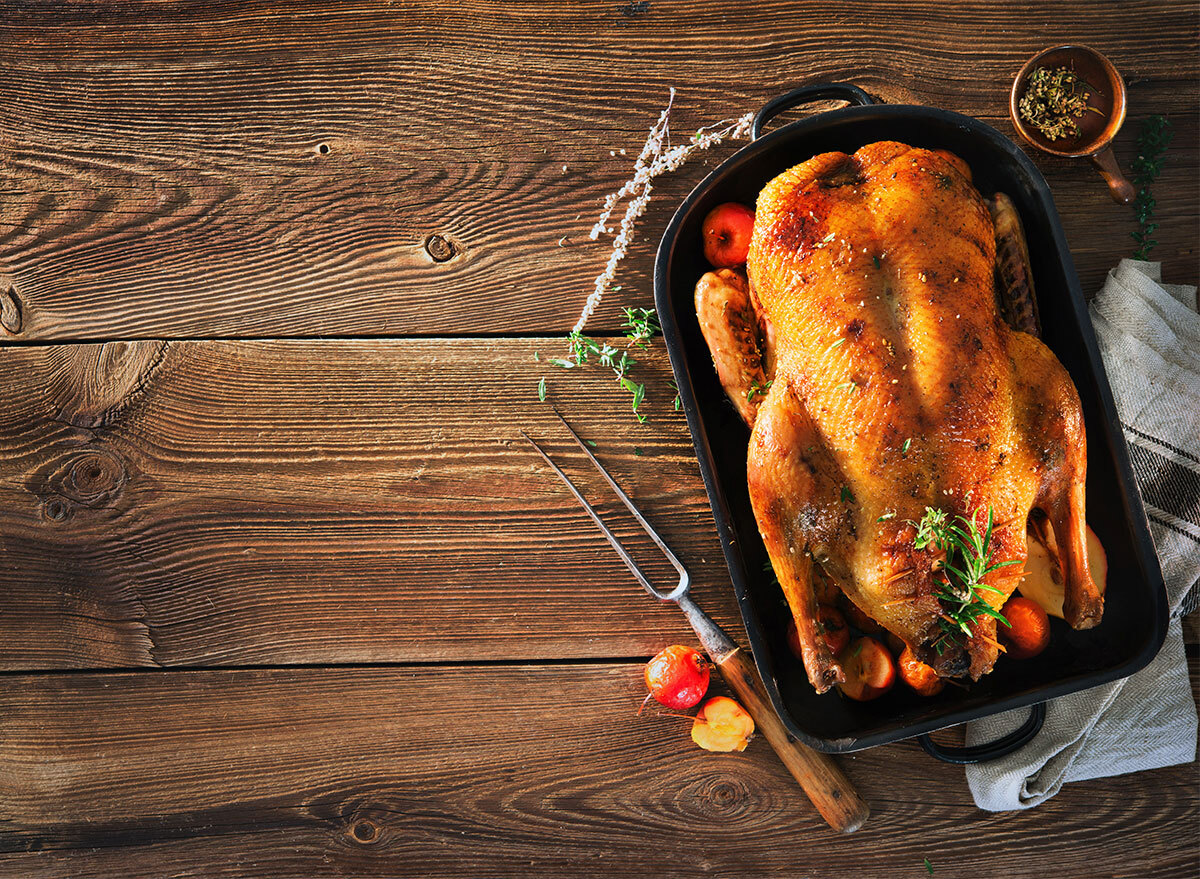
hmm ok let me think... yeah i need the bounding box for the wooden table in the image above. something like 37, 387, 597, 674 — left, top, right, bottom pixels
1, 3, 1197, 876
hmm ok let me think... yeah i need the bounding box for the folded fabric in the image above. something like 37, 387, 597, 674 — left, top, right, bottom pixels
965, 259, 1199, 811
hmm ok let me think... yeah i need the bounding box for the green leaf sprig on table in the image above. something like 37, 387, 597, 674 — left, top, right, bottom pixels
1130, 115, 1173, 260
540, 305, 661, 423
911, 505, 1016, 655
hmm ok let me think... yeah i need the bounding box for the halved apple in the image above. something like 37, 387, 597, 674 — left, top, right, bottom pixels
836, 636, 896, 701
1018, 523, 1108, 619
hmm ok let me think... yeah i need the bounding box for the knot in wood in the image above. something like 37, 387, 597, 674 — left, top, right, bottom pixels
56, 448, 127, 508
0, 284, 22, 334
424, 234, 457, 262
351, 819, 378, 843
41, 498, 71, 523
694, 775, 750, 818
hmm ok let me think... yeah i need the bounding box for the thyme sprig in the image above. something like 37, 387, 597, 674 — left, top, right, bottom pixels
543, 308, 663, 423
1130, 115, 1173, 260
746, 378, 773, 403
623, 307, 660, 347
911, 505, 1016, 655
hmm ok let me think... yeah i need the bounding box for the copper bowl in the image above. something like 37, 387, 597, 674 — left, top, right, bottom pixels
1010, 45, 1134, 203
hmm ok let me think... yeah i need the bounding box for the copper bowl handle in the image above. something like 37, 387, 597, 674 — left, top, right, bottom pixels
1090, 144, 1136, 204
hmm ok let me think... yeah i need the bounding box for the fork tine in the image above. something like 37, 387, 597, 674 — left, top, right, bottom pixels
550, 409, 690, 592
521, 431, 677, 601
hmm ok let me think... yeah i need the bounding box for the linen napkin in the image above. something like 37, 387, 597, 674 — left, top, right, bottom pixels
965, 259, 1200, 811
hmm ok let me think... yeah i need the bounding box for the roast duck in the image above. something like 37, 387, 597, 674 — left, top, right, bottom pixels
695, 141, 1104, 692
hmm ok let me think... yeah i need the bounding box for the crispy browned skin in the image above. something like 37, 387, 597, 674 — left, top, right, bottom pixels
739, 141, 1101, 691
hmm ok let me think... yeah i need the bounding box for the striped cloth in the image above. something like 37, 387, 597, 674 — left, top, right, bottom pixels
965, 259, 1199, 811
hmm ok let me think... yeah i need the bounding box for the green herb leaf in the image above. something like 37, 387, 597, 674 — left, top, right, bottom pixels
840, 486, 855, 504
623, 307, 660, 347
633, 447, 643, 457
1131, 115, 1173, 260
872, 255, 881, 269
537, 377, 547, 402
747, 378, 774, 403
824, 337, 846, 355
901, 438, 912, 456
877, 511, 896, 522
925, 858, 934, 876
584, 439, 597, 448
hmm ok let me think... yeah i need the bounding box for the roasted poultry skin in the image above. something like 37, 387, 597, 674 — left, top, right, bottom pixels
699, 141, 1102, 692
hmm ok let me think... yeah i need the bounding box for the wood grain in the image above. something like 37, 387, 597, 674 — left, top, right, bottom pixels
0, 337, 751, 669
713, 645, 869, 834
1, 0, 1195, 341
0, 662, 1196, 878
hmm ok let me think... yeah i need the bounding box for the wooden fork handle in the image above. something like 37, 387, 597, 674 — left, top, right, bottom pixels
715, 646, 870, 833
676, 594, 869, 833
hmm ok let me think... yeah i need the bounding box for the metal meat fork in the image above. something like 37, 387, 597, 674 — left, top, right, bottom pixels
522, 411, 868, 834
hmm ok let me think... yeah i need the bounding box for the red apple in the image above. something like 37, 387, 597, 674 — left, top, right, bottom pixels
787, 606, 850, 660
644, 644, 710, 709
701, 202, 755, 268
836, 637, 897, 701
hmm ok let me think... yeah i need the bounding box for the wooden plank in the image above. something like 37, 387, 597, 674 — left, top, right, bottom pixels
0, 337, 749, 668
1, 0, 1195, 340
0, 663, 1195, 877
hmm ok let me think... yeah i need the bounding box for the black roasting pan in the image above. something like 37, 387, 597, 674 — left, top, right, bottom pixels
654, 83, 1169, 757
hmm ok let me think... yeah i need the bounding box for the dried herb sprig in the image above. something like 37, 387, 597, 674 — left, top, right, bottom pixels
911, 505, 1016, 655
1130, 115, 1173, 260
1018, 66, 1100, 141
575, 90, 753, 335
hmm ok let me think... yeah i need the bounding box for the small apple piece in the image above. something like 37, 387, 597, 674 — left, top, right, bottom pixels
999, 596, 1051, 660
817, 605, 851, 654
786, 605, 850, 659
898, 647, 945, 697
1019, 523, 1108, 619
836, 636, 896, 701
701, 202, 755, 268
644, 645, 710, 710
691, 696, 755, 752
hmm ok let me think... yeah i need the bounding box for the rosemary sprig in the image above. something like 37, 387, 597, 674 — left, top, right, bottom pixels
911, 505, 1016, 655
1130, 115, 1173, 260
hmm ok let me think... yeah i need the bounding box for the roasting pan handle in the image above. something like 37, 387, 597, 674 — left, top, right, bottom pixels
752, 83, 878, 140
917, 702, 1046, 764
